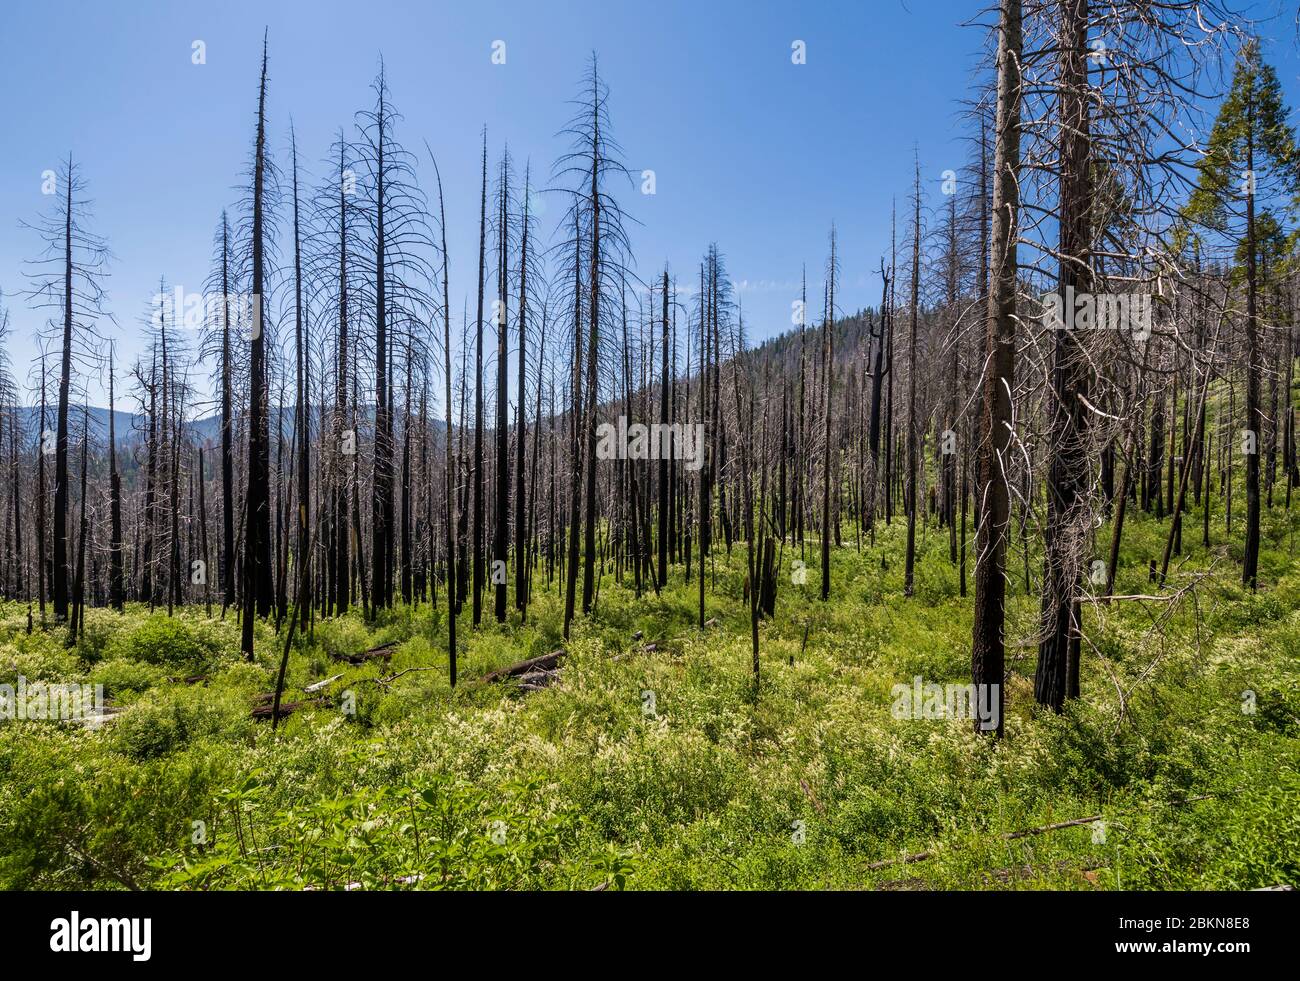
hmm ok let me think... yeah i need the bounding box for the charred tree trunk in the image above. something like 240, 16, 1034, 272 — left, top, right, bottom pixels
971, 0, 1020, 737
241, 36, 273, 659
1035, 0, 1092, 711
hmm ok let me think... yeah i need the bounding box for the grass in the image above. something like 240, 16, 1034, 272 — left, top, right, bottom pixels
0, 497, 1297, 890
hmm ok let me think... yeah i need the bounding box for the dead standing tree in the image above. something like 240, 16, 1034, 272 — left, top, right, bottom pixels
971, 0, 1021, 737
22, 156, 110, 625
354, 61, 437, 615
553, 56, 635, 634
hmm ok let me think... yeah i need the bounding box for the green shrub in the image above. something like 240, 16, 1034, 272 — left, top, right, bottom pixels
104, 614, 215, 670
88, 658, 167, 699
74, 609, 133, 664
0, 725, 230, 890
315, 616, 373, 663
0, 637, 81, 687
111, 687, 250, 761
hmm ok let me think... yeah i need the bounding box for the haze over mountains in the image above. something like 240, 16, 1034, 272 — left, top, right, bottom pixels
14, 405, 269, 446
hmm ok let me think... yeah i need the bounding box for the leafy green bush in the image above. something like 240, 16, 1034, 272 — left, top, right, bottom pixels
88, 658, 167, 699
74, 609, 133, 664
1249, 683, 1300, 737
104, 614, 215, 670
0, 636, 81, 687
0, 723, 232, 890
110, 687, 250, 761
315, 616, 373, 663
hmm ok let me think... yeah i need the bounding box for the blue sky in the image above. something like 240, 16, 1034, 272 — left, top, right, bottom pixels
1, 0, 1298, 408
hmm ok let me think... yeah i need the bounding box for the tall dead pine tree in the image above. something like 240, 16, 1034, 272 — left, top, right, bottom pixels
971, 0, 1021, 737
1035, 0, 1093, 711
242, 35, 273, 659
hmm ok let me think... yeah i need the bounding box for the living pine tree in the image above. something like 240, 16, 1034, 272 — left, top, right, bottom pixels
1184, 39, 1298, 591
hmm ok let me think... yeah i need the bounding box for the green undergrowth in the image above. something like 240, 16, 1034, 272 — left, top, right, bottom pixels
0, 501, 1296, 890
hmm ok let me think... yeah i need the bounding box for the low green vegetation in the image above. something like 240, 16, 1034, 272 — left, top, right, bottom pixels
1, 505, 1296, 891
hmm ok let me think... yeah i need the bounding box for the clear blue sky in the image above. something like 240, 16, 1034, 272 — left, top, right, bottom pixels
1, 0, 1297, 408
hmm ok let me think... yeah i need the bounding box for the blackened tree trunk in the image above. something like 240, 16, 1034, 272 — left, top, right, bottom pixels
38, 357, 47, 620
333, 139, 351, 616
515, 165, 532, 613
53, 157, 74, 623
1036, 0, 1092, 711
698, 259, 711, 628
473, 132, 488, 627
142, 349, 158, 608
108, 347, 124, 611
903, 161, 921, 598
219, 211, 236, 613
242, 36, 273, 659
291, 126, 311, 628
401, 356, 413, 605
796, 267, 806, 549
581, 112, 602, 617
198, 446, 212, 617
820, 234, 835, 601
431, 154, 458, 685
371, 71, 393, 614
494, 154, 510, 623
659, 268, 670, 587
971, 0, 1021, 737
563, 211, 584, 639
67, 408, 89, 643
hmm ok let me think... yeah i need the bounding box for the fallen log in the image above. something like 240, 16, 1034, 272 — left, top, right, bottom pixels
517, 668, 559, 685
167, 673, 210, 685
334, 641, 399, 666
251, 697, 327, 721
514, 668, 561, 693
304, 673, 345, 693
612, 642, 660, 663
479, 649, 565, 685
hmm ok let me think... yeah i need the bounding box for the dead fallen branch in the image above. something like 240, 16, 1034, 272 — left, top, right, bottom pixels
345, 666, 446, 691
516, 668, 560, 692
799, 779, 826, 816
251, 697, 327, 721
167, 673, 211, 685
478, 649, 565, 685
304, 673, 345, 693
334, 641, 399, 666
612, 641, 662, 662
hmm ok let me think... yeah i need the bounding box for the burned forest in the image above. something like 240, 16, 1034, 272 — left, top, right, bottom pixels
0, 0, 1298, 915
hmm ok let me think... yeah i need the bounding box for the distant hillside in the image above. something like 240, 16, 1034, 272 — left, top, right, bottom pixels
12, 405, 284, 447
10, 404, 447, 448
